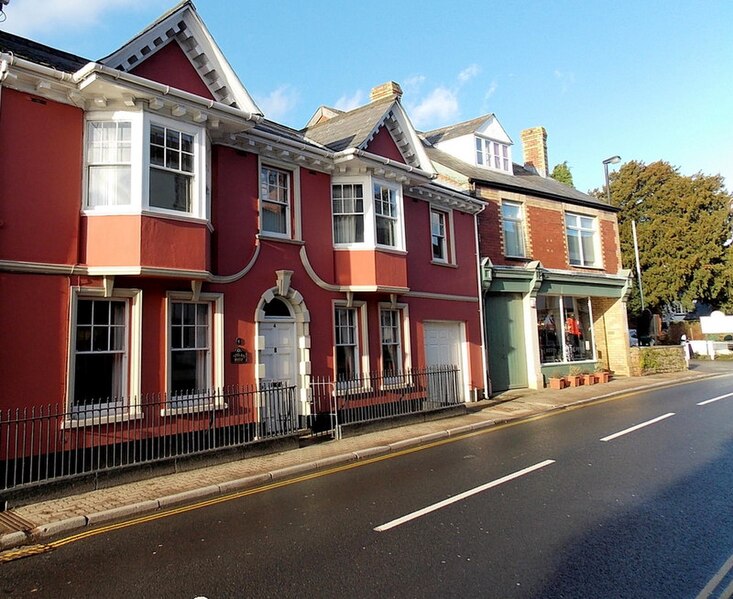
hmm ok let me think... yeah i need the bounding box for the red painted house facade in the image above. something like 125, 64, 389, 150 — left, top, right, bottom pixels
0, 1, 486, 447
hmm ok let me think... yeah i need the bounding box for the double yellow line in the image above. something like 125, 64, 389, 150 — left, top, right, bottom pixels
0, 386, 667, 563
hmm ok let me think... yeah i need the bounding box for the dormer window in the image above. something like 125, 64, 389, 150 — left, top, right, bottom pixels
475, 135, 511, 173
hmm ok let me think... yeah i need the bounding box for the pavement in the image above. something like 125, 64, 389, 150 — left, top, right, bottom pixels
0, 361, 729, 554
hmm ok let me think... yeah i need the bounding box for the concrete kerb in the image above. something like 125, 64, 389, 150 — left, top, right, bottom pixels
0, 370, 720, 552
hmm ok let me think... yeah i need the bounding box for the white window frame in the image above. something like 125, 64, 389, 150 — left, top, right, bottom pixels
430, 207, 453, 264
259, 162, 298, 239
65, 287, 142, 426
378, 302, 412, 387
501, 200, 527, 258
475, 135, 511, 174
332, 182, 366, 246
333, 300, 369, 389
373, 179, 405, 250
82, 111, 207, 221
165, 291, 224, 414
565, 212, 601, 268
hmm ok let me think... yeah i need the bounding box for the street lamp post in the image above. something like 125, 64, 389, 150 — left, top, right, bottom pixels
602, 155, 621, 203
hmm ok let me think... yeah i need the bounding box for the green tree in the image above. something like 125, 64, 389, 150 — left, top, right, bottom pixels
550, 161, 574, 187
602, 160, 733, 314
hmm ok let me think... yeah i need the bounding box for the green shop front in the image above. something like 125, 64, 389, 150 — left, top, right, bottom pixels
482, 260, 632, 393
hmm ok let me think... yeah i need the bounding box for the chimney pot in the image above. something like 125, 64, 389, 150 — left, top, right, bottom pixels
370, 81, 403, 103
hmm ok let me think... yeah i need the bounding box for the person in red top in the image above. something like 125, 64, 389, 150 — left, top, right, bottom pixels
566, 313, 581, 356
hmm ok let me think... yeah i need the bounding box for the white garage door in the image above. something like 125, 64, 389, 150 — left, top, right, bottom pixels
423, 321, 466, 403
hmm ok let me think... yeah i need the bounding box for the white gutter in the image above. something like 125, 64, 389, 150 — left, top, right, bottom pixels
0, 53, 262, 125
72, 62, 262, 124
335, 147, 436, 181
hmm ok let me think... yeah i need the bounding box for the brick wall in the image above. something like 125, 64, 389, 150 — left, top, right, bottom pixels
526, 205, 567, 269
600, 218, 622, 274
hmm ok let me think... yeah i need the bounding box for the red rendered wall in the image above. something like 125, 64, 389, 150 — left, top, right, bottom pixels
404, 198, 479, 297
0, 90, 82, 265
210, 146, 259, 276
365, 126, 406, 163
0, 274, 71, 411
130, 41, 214, 100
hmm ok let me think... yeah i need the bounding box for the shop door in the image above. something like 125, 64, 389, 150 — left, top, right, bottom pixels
486, 293, 528, 392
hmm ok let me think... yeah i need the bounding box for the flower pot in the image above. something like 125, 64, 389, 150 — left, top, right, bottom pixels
596, 371, 611, 383
568, 375, 583, 387
582, 373, 596, 385
548, 377, 567, 390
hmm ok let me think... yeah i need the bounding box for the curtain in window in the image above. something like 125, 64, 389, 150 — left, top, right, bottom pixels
87, 121, 132, 208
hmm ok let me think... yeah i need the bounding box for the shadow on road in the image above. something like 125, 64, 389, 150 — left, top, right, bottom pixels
533, 437, 733, 598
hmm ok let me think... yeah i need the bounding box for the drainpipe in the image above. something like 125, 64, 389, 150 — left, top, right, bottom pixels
474, 210, 491, 400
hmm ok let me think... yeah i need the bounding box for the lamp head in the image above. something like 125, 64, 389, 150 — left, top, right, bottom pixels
603, 155, 621, 165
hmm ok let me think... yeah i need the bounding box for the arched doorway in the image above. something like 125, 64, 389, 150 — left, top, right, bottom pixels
255, 280, 312, 430
258, 297, 297, 389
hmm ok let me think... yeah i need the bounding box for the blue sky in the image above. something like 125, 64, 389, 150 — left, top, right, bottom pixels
2, 0, 731, 194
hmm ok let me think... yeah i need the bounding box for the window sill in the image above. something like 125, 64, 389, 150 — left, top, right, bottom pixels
62, 408, 143, 429
569, 264, 605, 271
257, 234, 304, 246
431, 259, 457, 268
375, 246, 407, 256
504, 255, 530, 261
160, 401, 228, 417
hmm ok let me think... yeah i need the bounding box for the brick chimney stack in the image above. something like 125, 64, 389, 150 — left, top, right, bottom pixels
370, 81, 403, 103
520, 127, 548, 177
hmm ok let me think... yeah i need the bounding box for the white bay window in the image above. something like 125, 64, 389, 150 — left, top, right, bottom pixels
84, 112, 206, 220
331, 176, 404, 250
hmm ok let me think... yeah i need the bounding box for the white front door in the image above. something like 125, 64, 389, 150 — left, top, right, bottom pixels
423, 321, 466, 402
259, 321, 296, 386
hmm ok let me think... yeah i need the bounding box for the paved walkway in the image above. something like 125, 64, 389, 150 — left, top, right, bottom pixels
0, 366, 725, 552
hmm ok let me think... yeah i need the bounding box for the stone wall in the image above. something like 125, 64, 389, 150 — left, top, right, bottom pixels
628, 346, 687, 376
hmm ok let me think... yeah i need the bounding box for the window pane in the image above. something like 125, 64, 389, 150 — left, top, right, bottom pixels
77, 299, 93, 325
166, 128, 180, 150
149, 169, 192, 212
567, 231, 581, 265
171, 350, 198, 393
166, 148, 179, 170
376, 216, 395, 246
537, 296, 562, 363
262, 201, 287, 233
150, 125, 165, 146
74, 353, 124, 405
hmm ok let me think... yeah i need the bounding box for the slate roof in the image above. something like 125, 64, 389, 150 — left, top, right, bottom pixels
302, 97, 395, 152
422, 114, 494, 145
0, 30, 89, 73
425, 144, 615, 211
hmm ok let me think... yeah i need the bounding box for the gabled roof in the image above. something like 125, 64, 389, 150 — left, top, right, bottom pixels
303, 97, 433, 172
0, 30, 89, 72
422, 114, 496, 145
99, 1, 261, 115
425, 145, 615, 211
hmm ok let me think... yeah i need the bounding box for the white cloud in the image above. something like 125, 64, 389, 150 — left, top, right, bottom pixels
458, 64, 481, 84
409, 86, 460, 129
1, 0, 152, 36
334, 90, 365, 112
484, 80, 498, 100
402, 74, 426, 96
257, 85, 299, 121
553, 69, 576, 94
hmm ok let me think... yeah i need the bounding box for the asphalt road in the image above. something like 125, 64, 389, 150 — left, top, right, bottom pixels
3, 374, 733, 598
